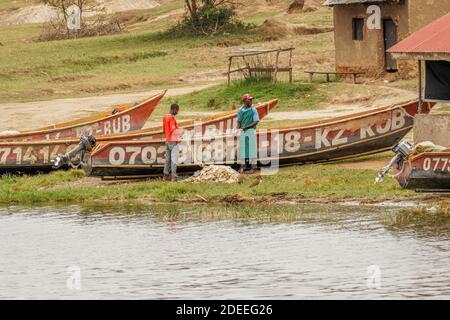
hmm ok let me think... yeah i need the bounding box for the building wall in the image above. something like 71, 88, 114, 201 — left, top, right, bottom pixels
414, 114, 450, 147
334, 2, 409, 76
333, 0, 450, 78
398, 0, 450, 78
334, 0, 450, 78
408, 0, 450, 33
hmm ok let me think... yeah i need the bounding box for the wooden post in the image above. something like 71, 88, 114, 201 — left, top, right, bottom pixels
352, 73, 357, 84
274, 50, 280, 82
227, 57, 232, 86
288, 49, 293, 67
289, 49, 293, 83
326, 73, 330, 82
309, 72, 313, 83
418, 59, 423, 114
242, 56, 251, 79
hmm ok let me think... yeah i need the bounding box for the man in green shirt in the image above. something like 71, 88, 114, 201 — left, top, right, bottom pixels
237, 94, 260, 173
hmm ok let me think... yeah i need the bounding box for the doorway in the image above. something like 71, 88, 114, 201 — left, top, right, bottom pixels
383, 18, 398, 71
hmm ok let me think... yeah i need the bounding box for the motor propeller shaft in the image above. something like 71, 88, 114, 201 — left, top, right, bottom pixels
51, 135, 96, 169
375, 141, 412, 184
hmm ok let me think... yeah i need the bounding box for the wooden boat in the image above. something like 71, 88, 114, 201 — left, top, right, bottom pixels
0, 100, 278, 174
0, 91, 166, 142
85, 100, 435, 178
92, 99, 278, 142
391, 152, 450, 191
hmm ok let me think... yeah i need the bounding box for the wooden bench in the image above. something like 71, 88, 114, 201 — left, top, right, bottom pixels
305, 71, 365, 84
228, 66, 293, 84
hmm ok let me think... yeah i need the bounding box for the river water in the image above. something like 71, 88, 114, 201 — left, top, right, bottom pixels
0, 204, 449, 299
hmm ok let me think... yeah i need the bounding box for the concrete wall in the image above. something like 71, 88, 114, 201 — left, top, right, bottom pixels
333, 2, 409, 76
414, 114, 450, 147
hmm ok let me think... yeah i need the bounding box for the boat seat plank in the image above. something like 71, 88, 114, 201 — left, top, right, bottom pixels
304, 71, 366, 84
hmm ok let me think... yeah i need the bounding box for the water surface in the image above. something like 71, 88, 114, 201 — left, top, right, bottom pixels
0, 204, 449, 299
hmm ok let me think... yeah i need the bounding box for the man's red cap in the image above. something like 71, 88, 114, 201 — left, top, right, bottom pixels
241, 94, 253, 101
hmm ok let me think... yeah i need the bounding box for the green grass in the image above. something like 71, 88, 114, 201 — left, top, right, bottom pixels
245, 12, 278, 25
0, 23, 40, 44
64, 201, 391, 223
0, 0, 37, 11
384, 207, 450, 234
166, 79, 327, 112
0, 26, 275, 102
116, 0, 184, 32
0, 155, 412, 205
286, 8, 334, 27
0, 0, 337, 103
128, 0, 183, 20
148, 203, 328, 223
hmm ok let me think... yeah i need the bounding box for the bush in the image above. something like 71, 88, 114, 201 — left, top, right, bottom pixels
38, 15, 123, 41
38, 0, 123, 41
169, 0, 250, 36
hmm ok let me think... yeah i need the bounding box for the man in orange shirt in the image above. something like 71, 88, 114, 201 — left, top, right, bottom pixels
163, 104, 181, 181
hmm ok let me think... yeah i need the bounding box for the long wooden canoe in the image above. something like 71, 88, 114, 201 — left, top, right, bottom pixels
85, 100, 435, 178
392, 152, 450, 191
0, 99, 278, 174
0, 91, 166, 142
93, 99, 278, 142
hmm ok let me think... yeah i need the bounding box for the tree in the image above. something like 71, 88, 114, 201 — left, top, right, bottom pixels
185, 0, 199, 23
43, 0, 96, 33
39, 0, 121, 41
181, 0, 244, 35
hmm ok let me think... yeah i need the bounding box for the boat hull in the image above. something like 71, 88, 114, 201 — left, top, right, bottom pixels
0, 100, 278, 174
101, 99, 278, 142
392, 152, 450, 191
0, 140, 79, 175
0, 91, 166, 142
86, 100, 434, 178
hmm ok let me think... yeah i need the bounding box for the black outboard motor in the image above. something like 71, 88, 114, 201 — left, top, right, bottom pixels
52, 135, 97, 169
375, 141, 412, 184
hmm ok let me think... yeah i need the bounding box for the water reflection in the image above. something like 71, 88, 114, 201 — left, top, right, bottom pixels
0, 203, 449, 299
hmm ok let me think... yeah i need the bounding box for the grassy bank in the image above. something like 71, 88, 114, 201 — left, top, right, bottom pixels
165, 79, 327, 112
0, 29, 255, 102
0, 153, 415, 205
71, 201, 390, 223
0, 0, 335, 103
0, 23, 331, 103
0, 2, 431, 209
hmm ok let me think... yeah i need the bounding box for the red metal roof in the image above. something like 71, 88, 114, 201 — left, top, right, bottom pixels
388, 12, 450, 55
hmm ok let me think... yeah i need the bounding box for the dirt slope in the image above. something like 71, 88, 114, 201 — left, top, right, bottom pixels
0, 0, 163, 25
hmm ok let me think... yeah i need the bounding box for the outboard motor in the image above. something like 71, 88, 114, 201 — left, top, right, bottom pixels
52, 135, 97, 169
375, 141, 412, 184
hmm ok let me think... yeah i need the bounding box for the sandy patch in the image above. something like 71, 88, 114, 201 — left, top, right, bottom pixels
0, 82, 418, 133
178, 70, 228, 83
101, 0, 160, 14
266, 86, 417, 122
0, 0, 162, 26
0, 83, 216, 132
0, 4, 58, 25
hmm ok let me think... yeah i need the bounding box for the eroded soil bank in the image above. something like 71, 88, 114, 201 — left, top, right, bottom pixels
2, 153, 450, 213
